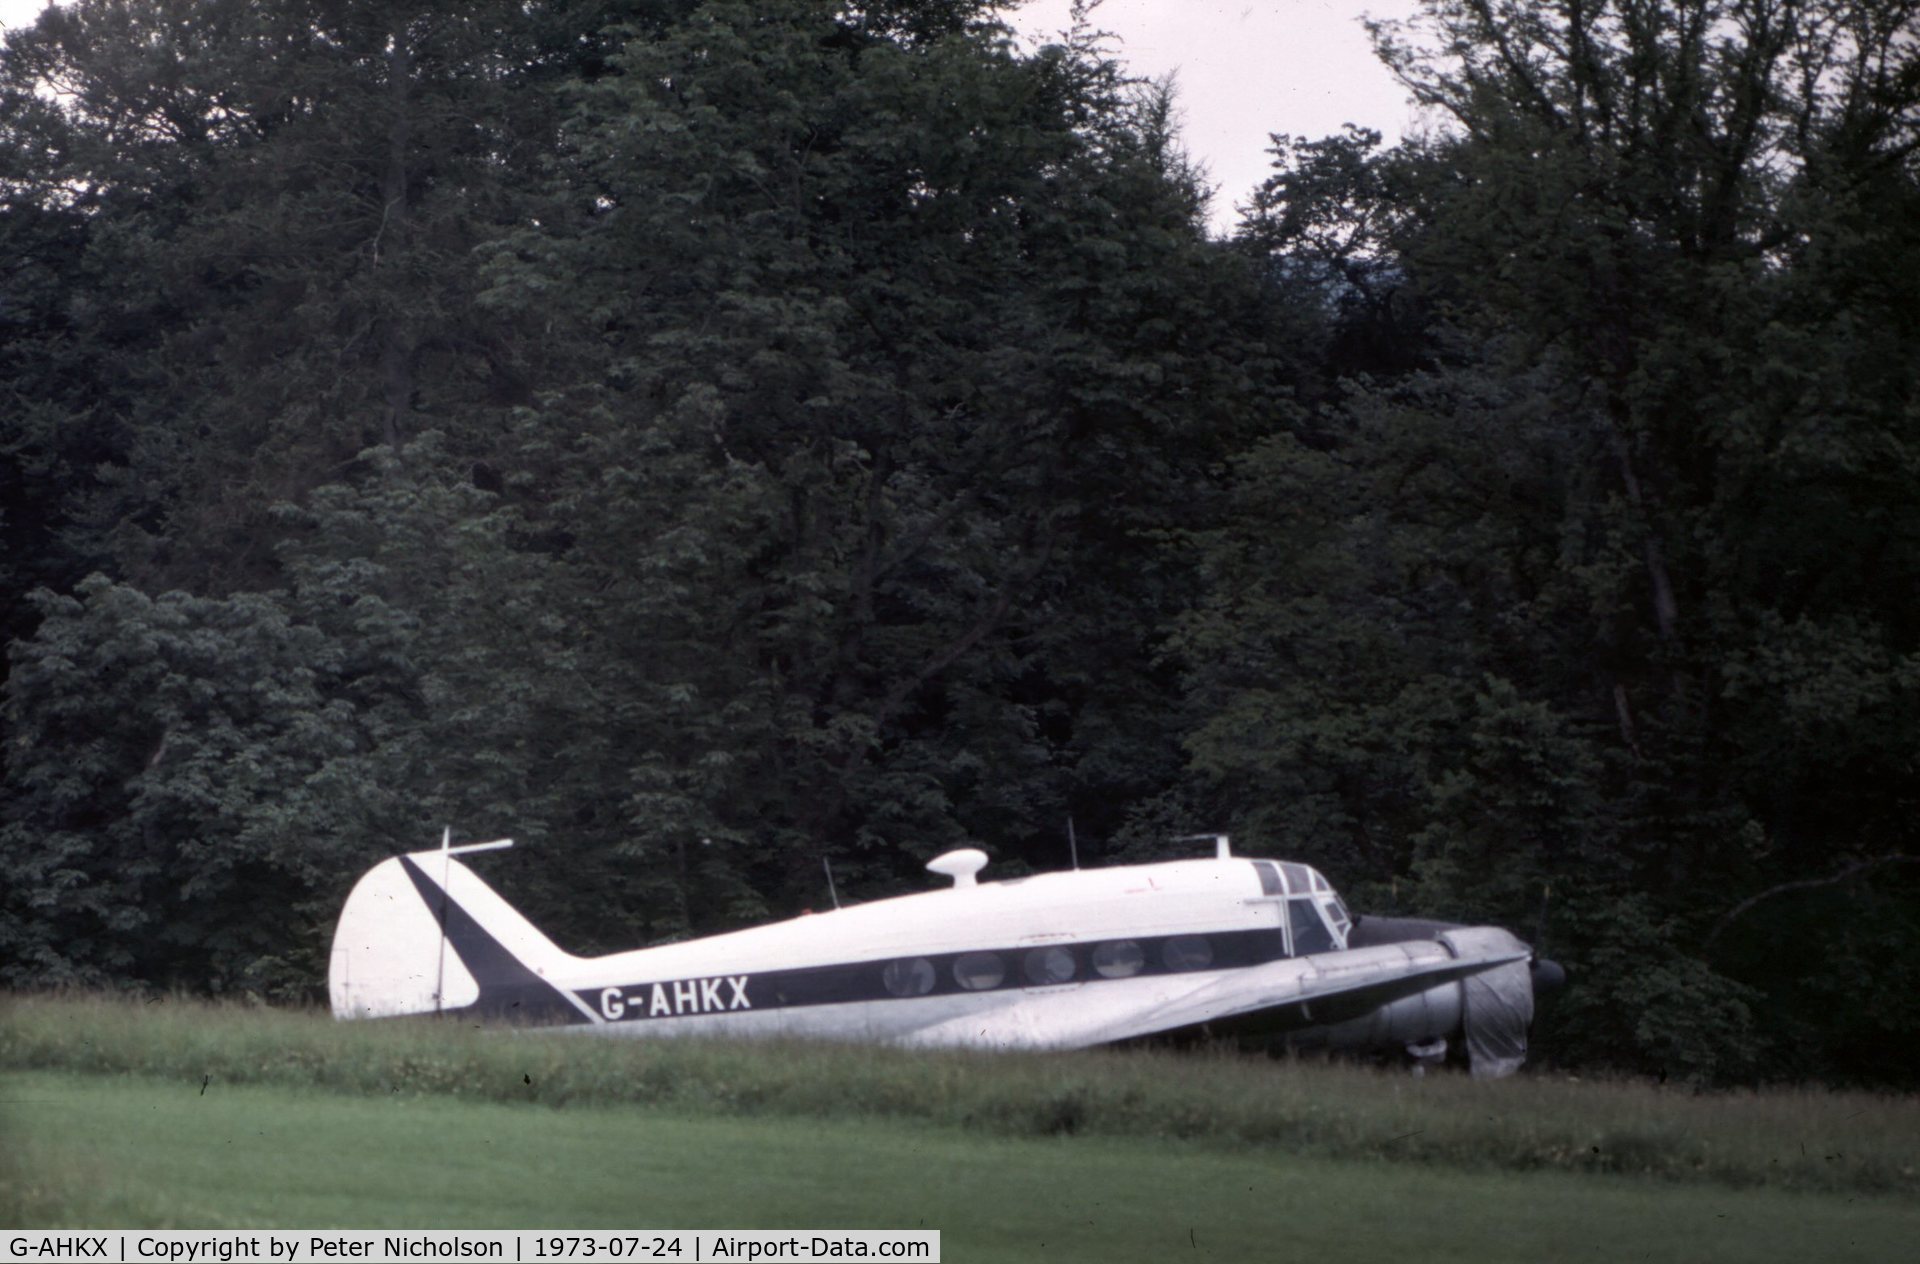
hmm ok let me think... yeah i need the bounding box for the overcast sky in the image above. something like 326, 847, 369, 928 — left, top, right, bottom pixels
0, 0, 1429, 235
1006, 1, 1426, 232
0, 0, 44, 34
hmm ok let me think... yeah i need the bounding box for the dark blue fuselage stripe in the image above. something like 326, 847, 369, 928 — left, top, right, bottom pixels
576, 927, 1293, 1023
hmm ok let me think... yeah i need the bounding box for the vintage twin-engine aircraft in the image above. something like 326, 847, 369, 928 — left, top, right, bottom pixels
329, 835, 1561, 1077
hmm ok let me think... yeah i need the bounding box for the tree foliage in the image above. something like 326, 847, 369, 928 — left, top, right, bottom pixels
1209, 0, 1920, 1080
3, 0, 1266, 986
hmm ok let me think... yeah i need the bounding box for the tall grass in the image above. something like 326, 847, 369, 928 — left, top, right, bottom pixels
4, 991, 1913, 1197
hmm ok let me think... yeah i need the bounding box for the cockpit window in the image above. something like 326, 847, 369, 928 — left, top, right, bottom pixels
1253, 861, 1283, 896
1281, 862, 1314, 895
1287, 898, 1338, 955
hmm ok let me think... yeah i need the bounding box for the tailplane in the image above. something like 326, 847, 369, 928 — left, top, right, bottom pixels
328, 840, 586, 1024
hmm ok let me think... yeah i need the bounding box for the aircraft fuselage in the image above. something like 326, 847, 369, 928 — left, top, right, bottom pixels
329, 843, 1551, 1075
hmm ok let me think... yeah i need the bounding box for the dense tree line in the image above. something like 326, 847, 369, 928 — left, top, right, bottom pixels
3, 0, 1914, 1085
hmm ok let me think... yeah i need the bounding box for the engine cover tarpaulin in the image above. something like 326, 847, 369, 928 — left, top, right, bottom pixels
1440, 927, 1535, 1079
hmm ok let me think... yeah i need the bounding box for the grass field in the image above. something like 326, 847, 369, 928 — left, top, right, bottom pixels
3, 995, 1917, 1260
6, 1070, 1917, 1262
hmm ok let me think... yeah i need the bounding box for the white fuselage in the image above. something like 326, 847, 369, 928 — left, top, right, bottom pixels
327, 844, 1532, 1071
557, 857, 1301, 1044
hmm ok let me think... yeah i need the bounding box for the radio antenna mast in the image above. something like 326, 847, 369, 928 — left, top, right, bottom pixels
1175, 832, 1232, 860
1067, 817, 1080, 870
435, 827, 451, 1012
823, 857, 842, 910
431, 827, 515, 1013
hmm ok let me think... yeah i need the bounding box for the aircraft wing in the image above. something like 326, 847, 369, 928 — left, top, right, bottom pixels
899, 935, 1531, 1051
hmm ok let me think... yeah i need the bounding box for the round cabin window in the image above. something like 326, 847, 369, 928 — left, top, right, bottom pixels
1091, 940, 1145, 979
952, 952, 1006, 991
881, 957, 936, 997
1161, 935, 1214, 972
1023, 946, 1076, 986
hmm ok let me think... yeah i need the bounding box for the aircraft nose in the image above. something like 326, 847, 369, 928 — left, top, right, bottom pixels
1531, 958, 1567, 994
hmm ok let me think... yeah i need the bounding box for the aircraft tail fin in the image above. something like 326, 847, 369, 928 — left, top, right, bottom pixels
328, 846, 588, 1025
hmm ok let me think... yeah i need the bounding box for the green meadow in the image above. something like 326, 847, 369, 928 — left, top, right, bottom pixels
3, 995, 1916, 1261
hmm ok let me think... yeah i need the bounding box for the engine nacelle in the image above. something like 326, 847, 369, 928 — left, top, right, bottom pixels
1313, 980, 1464, 1053
1284, 924, 1538, 1078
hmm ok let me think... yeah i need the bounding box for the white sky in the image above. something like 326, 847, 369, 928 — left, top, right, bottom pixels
0, 0, 46, 32
1, 0, 1428, 235
1006, 1, 1428, 233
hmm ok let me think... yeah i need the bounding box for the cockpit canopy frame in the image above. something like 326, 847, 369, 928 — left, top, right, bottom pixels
1252, 859, 1352, 956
